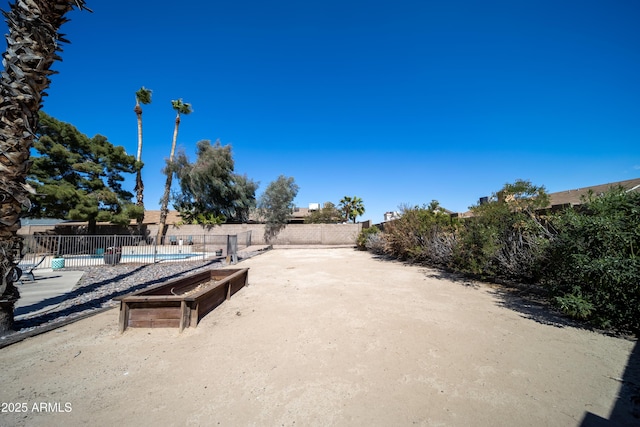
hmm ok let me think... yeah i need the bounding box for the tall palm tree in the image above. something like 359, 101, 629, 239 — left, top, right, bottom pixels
133, 86, 152, 223
339, 196, 365, 223
0, 0, 91, 332
157, 99, 192, 243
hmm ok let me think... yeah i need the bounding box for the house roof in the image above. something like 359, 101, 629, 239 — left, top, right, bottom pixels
132, 210, 183, 225
460, 177, 640, 217
142, 208, 312, 225
547, 177, 640, 208
291, 207, 312, 219
20, 218, 71, 226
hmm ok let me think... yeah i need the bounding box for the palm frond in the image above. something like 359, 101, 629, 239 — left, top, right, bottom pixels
135, 86, 152, 104
171, 98, 193, 115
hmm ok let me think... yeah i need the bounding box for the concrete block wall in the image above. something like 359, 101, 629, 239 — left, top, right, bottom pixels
19, 222, 363, 246
149, 223, 362, 245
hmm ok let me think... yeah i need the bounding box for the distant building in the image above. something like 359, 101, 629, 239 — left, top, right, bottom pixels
289, 207, 312, 224
545, 177, 640, 211
384, 211, 401, 222
132, 210, 183, 226
18, 218, 71, 235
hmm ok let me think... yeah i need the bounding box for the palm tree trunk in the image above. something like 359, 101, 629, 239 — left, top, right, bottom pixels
135, 170, 144, 207
134, 105, 144, 223
0, 1, 90, 332
157, 114, 181, 243
157, 173, 173, 244
169, 114, 181, 159
135, 106, 144, 162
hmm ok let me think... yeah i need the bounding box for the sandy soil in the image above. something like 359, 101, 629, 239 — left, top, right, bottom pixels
0, 248, 637, 426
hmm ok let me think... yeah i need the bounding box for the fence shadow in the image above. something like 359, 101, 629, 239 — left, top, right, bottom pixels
14, 258, 225, 330
13, 273, 84, 317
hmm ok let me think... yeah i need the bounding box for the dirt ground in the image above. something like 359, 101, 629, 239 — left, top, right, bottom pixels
0, 248, 638, 426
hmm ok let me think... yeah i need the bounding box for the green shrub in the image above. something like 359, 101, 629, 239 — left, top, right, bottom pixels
554, 288, 594, 320
383, 203, 456, 267
543, 187, 640, 332
364, 182, 639, 334
452, 202, 506, 277
452, 195, 550, 282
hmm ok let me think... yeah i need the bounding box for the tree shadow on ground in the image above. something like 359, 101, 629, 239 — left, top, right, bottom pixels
488, 285, 587, 330
370, 253, 640, 425
422, 268, 480, 289
424, 268, 586, 330
370, 254, 480, 288
579, 338, 640, 426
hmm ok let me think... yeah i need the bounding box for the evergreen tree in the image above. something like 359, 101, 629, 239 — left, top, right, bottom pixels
258, 175, 299, 242
28, 112, 137, 234
172, 140, 258, 223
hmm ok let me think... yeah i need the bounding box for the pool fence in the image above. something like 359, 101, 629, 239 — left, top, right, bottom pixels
16, 231, 252, 270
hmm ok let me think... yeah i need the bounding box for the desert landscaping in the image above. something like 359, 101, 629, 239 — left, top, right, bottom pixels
0, 247, 638, 426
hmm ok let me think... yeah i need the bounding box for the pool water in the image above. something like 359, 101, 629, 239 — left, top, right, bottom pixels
69, 253, 202, 262
122, 253, 201, 261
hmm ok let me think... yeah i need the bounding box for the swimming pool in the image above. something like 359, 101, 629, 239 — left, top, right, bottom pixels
121, 253, 202, 261
72, 253, 201, 260
60, 252, 205, 267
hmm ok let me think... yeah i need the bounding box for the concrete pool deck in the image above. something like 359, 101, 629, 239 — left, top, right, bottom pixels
14, 269, 85, 320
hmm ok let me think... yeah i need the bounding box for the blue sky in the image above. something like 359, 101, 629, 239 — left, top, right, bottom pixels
3, 0, 639, 222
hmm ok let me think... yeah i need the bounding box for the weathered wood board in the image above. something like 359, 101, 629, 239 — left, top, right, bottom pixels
114, 268, 249, 332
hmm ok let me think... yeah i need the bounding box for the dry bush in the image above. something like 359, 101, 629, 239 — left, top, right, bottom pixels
364, 231, 387, 255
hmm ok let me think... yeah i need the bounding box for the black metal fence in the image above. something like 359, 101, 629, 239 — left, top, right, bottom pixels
17, 231, 252, 270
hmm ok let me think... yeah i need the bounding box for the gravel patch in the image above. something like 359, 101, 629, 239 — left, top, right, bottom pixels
1, 249, 266, 344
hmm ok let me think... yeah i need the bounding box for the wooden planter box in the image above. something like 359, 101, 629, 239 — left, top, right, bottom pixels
114, 268, 249, 333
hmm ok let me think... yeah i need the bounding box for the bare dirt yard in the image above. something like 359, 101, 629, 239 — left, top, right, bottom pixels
0, 248, 638, 426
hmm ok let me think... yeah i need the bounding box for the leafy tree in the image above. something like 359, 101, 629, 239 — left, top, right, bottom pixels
158, 99, 192, 242
133, 86, 152, 222
172, 140, 258, 224
28, 112, 138, 234
339, 196, 365, 223
258, 175, 299, 242
0, 0, 90, 331
304, 202, 342, 223
498, 179, 550, 213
